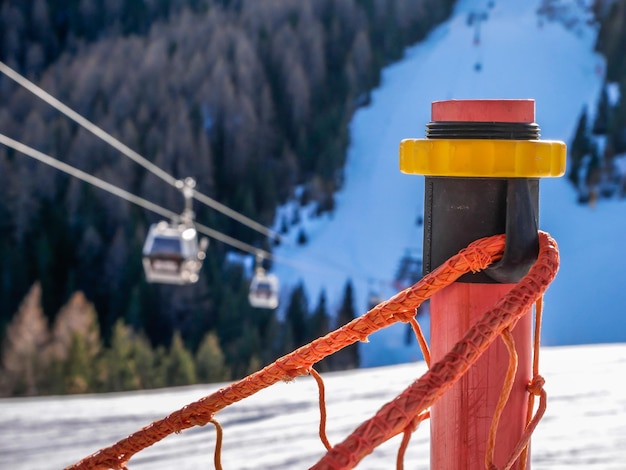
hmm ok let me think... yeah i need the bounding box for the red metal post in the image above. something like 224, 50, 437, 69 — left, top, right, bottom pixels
399, 99, 566, 469
430, 284, 532, 469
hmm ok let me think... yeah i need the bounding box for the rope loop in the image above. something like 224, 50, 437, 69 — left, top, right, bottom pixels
66, 232, 558, 470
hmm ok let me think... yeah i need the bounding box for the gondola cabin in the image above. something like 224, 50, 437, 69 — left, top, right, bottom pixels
142, 221, 206, 285
248, 270, 279, 309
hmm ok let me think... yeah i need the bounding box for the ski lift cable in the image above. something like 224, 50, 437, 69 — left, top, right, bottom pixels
0, 62, 397, 287
0, 132, 265, 258
0, 133, 349, 277
0, 133, 397, 288
0, 61, 281, 242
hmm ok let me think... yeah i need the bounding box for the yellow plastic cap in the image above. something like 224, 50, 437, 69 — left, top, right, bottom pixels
400, 99, 566, 178
399, 138, 566, 178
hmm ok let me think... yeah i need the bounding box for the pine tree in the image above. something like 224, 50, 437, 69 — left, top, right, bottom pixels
608, 75, 626, 155
297, 228, 308, 245
102, 319, 140, 392
147, 344, 169, 390
0, 0, 468, 375
309, 290, 332, 372
49, 292, 103, 394
165, 331, 197, 387
568, 108, 590, 189
246, 354, 262, 377
130, 332, 159, 389
64, 334, 98, 394
585, 142, 602, 204
279, 215, 289, 234
309, 290, 330, 342
595, 0, 626, 82
196, 331, 230, 383
285, 282, 309, 348
593, 85, 611, 135
331, 280, 360, 371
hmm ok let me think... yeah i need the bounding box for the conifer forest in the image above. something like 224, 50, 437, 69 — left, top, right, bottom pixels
0, 0, 457, 396
1, 0, 625, 397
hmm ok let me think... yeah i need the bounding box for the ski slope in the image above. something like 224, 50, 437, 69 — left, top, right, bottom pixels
271, 0, 626, 367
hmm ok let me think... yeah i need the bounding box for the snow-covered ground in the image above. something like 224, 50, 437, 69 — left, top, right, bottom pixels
2, 0, 626, 469
271, 0, 626, 367
1, 343, 625, 469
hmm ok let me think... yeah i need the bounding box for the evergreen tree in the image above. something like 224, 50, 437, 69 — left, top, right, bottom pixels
309, 290, 332, 372
147, 344, 169, 390
568, 108, 590, 188
214, 265, 268, 379
279, 322, 295, 359
595, 0, 626, 82
297, 228, 308, 245
331, 280, 360, 371
246, 354, 262, 377
585, 142, 602, 203
279, 215, 289, 234
64, 333, 100, 394
0, 0, 459, 388
49, 292, 103, 394
285, 282, 309, 348
196, 331, 230, 383
102, 319, 140, 392
309, 290, 330, 342
130, 332, 159, 389
593, 84, 611, 135
609, 76, 626, 155
165, 331, 197, 387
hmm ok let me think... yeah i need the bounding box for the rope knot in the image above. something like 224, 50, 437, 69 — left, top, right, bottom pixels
391, 311, 415, 324
458, 244, 495, 273
527, 374, 545, 395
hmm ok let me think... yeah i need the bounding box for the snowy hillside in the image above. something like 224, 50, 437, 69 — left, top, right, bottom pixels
272, 0, 625, 367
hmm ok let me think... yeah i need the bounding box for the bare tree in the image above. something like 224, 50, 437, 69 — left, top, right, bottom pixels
0, 283, 49, 396
49, 291, 101, 361
48, 291, 103, 393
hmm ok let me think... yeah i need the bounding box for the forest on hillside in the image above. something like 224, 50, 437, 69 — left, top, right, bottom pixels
0, 0, 456, 396
567, 0, 626, 203
2, 0, 625, 398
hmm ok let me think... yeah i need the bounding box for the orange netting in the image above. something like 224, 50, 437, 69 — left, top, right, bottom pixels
66, 231, 559, 470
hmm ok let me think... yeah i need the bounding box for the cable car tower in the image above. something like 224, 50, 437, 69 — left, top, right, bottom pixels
142, 177, 209, 285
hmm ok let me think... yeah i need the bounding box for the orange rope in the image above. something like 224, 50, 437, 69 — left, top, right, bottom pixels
505, 297, 546, 470
396, 313, 432, 469
310, 231, 558, 469
67, 233, 508, 470
208, 419, 223, 470
66, 232, 559, 470
311, 368, 332, 451
396, 411, 429, 470
409, 317, 430, 367
485, 328, 518, 470
502, 377, 547, 470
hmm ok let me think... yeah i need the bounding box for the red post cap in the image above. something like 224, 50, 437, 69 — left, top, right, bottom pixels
432, 99, 535, 123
